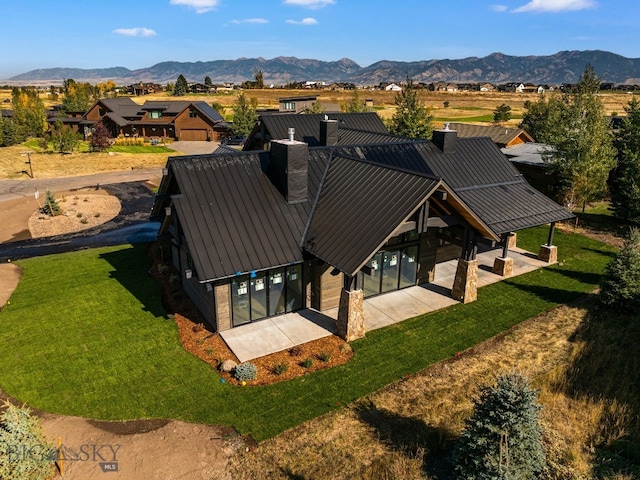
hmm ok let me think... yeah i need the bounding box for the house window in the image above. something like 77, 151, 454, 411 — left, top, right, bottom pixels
189, 109, 197, 118
99, 108, 106, 116
149, 111, 162, 119
283, 101, 295, 111
231, 264, 304, 327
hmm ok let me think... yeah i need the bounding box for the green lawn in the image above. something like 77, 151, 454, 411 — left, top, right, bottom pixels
107, 145, 175, 154
0, 227, 616, 440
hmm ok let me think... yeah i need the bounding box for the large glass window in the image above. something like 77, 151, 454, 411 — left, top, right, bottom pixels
381, 250, 400, 293
399, 246, 418, 289
231, 264, 304, 326
363, 253, 382, 297
362, 240, 420, 297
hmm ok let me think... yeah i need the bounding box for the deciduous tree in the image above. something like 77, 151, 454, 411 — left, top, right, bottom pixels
11, 87, 47, 140
231, 93, 257, 137
388, 78, 433, 139
90, 120, 113, 152
608, 98, 640, 222
51, 120, 80, 153
342, 88, 370, 113
62, 78, 95, 112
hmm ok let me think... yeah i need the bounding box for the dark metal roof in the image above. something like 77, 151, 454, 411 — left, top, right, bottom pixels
303, 156, 441, 275
252, 112, 388, 147
168, 154, 310, 281
189, 101, 225, 123
447, 122, 535, 147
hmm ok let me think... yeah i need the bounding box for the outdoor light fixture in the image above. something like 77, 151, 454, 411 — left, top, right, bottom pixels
206, 283, 213, 292
185, 269, 192, 279
162, 167, 168, 176
165, 206, 172, 216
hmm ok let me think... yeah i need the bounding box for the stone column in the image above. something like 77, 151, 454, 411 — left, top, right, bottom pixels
451, 258, 478, 304
492, 256, 514, 277
508, 232, 517, 249
538, 245, 558, 263
336, 289, 365, 342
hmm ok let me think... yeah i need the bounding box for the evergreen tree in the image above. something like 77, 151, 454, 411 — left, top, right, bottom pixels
90, 120, 113, 152
453, 374, 545, 480
41, 190, 62, 216
609, 98, 640, 222
599, 228, 640, 313
342, 88, 370, 113
388, 78, 433, 139
174, 75, 189, 96
493, 103, 512, 123
0, 401, 56, 480
254, 69, 264, 89
231, 93, 257, 136
204, 76, 212, 86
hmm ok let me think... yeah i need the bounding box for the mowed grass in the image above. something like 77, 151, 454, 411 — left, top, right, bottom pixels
0, 227, 615, 441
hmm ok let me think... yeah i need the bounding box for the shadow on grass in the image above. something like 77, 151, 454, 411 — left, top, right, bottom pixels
354, 400, 455, 478
558, 303, 640, 475
98, 244, 167, 318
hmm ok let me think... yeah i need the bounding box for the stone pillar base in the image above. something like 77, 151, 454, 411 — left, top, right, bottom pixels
336, 289, 365, 342
492, 256, 514, 277
508, 232, 517, 249
538, 245, 558, 263
451, 258, 478, 304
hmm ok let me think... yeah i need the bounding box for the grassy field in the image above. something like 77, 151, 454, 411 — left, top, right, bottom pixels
0, 226, 616, 444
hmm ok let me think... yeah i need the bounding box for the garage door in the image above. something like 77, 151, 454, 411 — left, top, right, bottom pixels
180, 129, 208, 141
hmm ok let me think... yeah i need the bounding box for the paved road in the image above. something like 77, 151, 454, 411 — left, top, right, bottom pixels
0, 168, 164, 203
0, 176, 162, 261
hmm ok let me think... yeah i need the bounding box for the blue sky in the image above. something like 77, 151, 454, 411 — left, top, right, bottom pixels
1, 0, 639, 79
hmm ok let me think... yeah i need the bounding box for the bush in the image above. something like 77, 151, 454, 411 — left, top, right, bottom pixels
317, 352, 331, 362
0, 401, 56, 480
599, 228, 640, 313
234, 362, 257, 382
272, 363, 288, 375
452, 373, 545, 479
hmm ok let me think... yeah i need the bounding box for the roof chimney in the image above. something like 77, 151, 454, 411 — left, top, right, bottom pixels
432, 125, 457, 154
320, 117, 339, 146
269, 134, 308, 204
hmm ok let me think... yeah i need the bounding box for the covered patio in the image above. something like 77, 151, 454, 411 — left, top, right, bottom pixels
221, 246, 550, 362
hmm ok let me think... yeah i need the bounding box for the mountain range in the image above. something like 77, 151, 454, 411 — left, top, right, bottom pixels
7, 50, 640, 86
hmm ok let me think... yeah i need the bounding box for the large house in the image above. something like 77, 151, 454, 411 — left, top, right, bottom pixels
151, 119, 572, 340
80, 98, 229, 141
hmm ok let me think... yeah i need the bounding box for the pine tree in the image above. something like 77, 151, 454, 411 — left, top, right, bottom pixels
453, 373, 545, 480
493, 103, 512, 123
174, 74, 188, 96
599, 228, 640, 313
204, 76, 212, 86
342, 88, 370, 113
0, 401, 56, 480
41, 190, 62, 216
388, 78, 433, 139
609, 98, 640, 222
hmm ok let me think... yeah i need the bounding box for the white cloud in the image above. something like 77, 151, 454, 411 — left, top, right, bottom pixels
113, 27, 157, 37
490, 4, 508, 12
169, 0, 219, 14
283, 0, 335, 9
513, 0, 596, 13
286, 17, 318, 25
230, 18, 268, 24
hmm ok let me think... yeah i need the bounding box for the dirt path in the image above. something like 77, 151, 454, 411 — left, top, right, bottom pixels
39, 415, 241, 480
0, 263, 21, 308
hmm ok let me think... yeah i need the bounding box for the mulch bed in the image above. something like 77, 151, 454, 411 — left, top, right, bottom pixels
147, 244, 354, 386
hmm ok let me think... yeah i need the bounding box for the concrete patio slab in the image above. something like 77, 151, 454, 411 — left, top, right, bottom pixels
219, 247, 553, 362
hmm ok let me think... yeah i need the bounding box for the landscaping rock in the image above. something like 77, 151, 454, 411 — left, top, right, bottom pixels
220, 359, 238, 372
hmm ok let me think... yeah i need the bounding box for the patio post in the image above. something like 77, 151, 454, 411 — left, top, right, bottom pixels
538, 222, 558, 263
492, 232, 514, 277
336, 274, 365, 342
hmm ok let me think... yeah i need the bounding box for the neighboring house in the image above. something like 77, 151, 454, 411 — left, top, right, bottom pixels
126, 83, 164, 96
385, 83, 402, 91
151, 119, 572, 340
480, 83, 496, 92
243, 112, 397, 151
501, 142, 558, 196
279, 96, 319, 113
188, 82, 215, 94
447, 123, 535, 148
81, 98, 229, 141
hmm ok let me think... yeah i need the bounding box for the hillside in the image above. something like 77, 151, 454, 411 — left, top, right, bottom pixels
7, 50, 640, 86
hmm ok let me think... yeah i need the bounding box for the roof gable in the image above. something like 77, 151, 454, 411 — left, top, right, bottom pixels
448, 123, 534, 147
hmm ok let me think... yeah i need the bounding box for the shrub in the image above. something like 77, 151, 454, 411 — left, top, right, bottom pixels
0, 401, 56, 480
234, 362, 257, 382
317, 351, 331, 362
452, 373, 545, 479
599, 227, 640, 313
288, 346, 303, 357
40, 190, 62, 217
80, 218, 88, 224
272, 363, 289, 375
300, 358, 314, 368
